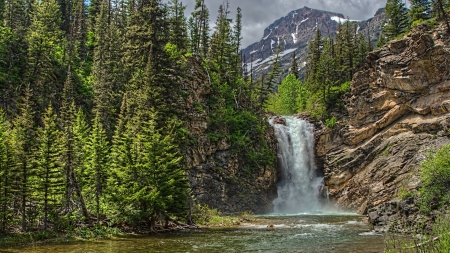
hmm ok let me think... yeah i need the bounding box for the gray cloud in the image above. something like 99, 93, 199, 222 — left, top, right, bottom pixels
178, 0, 389, 47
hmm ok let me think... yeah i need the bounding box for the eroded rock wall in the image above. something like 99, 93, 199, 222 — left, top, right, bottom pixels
317, 24, 450, 215
183, 58, 278, 215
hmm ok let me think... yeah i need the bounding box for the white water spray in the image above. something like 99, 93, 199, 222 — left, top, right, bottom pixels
269, 116, 325, 214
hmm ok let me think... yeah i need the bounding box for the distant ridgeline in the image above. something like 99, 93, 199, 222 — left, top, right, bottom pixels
241, 6, 386, 82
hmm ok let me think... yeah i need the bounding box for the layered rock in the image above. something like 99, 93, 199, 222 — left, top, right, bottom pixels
183, 57, 278, 214
317, 24, 450, 218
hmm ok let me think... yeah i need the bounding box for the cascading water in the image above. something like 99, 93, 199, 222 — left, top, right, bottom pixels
269, 116, 325, 214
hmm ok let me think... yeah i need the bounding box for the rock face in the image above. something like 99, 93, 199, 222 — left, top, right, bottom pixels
183, 57, 278, 214
241, 7, 386, 81
316, 24, 450, 218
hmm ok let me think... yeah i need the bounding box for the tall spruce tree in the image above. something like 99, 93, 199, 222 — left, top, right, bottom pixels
85, 113, 110, 220
12, 88, 35, 231
383, 0, 409, 40
34, 105, 63, 231
0, 109, 14, 232
1, 0, 28, 112
26, 0, 65, 111
409, 0, 431, 22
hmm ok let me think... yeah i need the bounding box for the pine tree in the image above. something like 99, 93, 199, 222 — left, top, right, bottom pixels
383, 0, 409, 40
188, 0, 210, 56
72, 108, 90, 218
0, 109, 14, 232
26, 0, 65, 111
409, 0, 431, 23
1, 0, 28, 112
167, 0, 189, 53
290, 51, 299, 79
11, 88, 35, 231
110, 110, 188, 229
60, 72, 89, 219
376, 32, 388, 48
92, 0, 124, 137
85, 113, 110, 221
34, 105, 64, 231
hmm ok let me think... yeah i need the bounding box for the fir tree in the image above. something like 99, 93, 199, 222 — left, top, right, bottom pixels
34, 105, 64, 231
1, 0, 28, 112
383, 0, 409, 40
26, 0, 65, 111
0, 109, 14, 232
409, 0, 431, 23
290, 51, 299, 79
11, 88, 35, 231
85, 113, 110, 221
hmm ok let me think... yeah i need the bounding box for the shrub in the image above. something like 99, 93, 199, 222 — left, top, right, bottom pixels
418, 145, 450, 214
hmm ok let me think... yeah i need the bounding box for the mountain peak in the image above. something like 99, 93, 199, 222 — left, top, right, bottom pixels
242, 6, 386, 81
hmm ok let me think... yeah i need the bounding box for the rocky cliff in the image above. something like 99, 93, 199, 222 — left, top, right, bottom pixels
241, 7, 386, 81
316, 24, 450, 220
182, 58, 278, 214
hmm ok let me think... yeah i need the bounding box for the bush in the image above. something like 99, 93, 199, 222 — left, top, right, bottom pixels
325, 116, 337, 128
397, 186, 413, 200
418, 145, 450, 214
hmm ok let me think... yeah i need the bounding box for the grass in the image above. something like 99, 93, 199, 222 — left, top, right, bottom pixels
0, 225, 123, 248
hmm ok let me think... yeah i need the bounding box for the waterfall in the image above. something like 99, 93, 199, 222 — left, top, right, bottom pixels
269, 116, 325, 214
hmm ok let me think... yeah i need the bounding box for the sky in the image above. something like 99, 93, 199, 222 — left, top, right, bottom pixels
178, 0, 396, 48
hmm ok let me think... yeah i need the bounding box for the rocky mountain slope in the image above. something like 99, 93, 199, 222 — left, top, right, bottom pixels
183, 58, 278, 214
242, 7, 386, 82
315, 24, 450, 223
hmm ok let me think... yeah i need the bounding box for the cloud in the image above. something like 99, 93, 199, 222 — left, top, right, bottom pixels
175, 0, 389, 47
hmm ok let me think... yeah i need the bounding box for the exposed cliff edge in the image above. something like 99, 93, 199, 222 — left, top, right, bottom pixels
316, 24, 450, 223
183, 58, 278, 214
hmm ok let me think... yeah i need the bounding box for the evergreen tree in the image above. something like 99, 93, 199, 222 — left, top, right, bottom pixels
1, 0, 28, 112
409, 0, 431, 23
290, 52, 299, 79
85, 113, 110, 220
11, 88, 35, 231
26, 0, 65, 111
188, 0, 209, 56
110, 111, 188, 229
60, 73, 89, 219
383, 0, 409, 40
92, 0, 124, 137
34, 105, 63, 231
0, 109, 14, 232
376, 32, 388, 48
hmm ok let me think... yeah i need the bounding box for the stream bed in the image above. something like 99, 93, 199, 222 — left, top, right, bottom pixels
3, 213, 385, 253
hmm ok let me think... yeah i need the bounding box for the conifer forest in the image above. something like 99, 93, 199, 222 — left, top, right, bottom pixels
0, 0, 277, 233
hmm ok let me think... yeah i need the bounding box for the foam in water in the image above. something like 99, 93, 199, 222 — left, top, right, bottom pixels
269, 116, 325, 214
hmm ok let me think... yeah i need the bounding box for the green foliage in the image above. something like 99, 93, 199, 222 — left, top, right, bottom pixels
383, 0, 410, 40
418, 145, 450, 214
191, 204, 240, 226
409, 0, 431, 23
278, 74, 303, 115
397, 186, 413, 200
325, 117, 337, 128
34, 106, 64, 231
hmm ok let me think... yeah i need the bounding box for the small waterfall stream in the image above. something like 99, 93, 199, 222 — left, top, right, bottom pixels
270, 116, 325, 214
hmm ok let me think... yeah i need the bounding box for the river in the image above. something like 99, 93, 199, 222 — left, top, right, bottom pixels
4, 213, 384, 253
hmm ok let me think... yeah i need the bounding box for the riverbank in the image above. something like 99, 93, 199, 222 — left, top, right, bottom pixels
1, 214, 385, 253
0, 212, 248, 248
